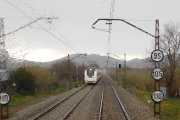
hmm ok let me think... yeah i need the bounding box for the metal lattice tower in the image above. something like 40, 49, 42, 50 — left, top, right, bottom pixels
0, 18, 5, 49
0, 18, 9, 84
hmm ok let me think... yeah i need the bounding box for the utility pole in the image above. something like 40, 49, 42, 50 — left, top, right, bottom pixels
153, 19, 162, 118
83, 61, 85, 83
0, 17, 9, 120
124, 54, 127, 89
67, 54, 70, 90
67, 54, 86, 89
76, 64, 79, 86
0, 18, 5, 49
0, 17, 8, 81
116, 61, 117, 81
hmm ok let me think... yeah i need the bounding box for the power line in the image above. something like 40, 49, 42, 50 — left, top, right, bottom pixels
44, 29, 80, 53
18, 0, 82, 53
5, 0, 29, 18
4, 0, 81, 54
50, 26, 82, 53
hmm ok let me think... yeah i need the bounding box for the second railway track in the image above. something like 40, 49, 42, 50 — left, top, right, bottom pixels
32, 85, 94, 120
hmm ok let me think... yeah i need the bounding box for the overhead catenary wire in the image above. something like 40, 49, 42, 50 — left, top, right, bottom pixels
11, 0, 81, 53
5, 0, 29, 18
4, 0, 81, 54
50, 26, 82, 53
18, 0, 82, 53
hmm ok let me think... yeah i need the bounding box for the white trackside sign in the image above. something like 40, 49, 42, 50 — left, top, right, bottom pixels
151, 49, 164, 62
0, 92, 10, 105
152, 68, 163, 80
152, 91, 164, 102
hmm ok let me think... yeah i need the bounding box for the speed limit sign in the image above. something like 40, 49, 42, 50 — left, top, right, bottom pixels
152, 91, 164, 102
0, 92, 10, 105
151, 49, 164, 62
152, 68, 163, 80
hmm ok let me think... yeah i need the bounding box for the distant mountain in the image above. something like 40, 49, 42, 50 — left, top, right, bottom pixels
21, 54, 153, 69
127, 58, 151, 68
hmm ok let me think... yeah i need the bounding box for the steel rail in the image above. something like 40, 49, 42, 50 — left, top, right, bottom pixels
32, 85, 87, 120
62, 86, 94, 120
111, 85, 131, 120
98, 83, 104, 120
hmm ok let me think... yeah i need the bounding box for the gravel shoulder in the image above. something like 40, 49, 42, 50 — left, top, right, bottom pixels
8, 86, 85, 120
108, 75, 157, 120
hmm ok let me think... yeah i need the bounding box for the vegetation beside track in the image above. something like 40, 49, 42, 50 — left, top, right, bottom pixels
7, 65, 85, 117
9, 80, 84, 117
109, 68, 180, 120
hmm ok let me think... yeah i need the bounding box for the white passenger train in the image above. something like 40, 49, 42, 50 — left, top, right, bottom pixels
84, 67, 102, 84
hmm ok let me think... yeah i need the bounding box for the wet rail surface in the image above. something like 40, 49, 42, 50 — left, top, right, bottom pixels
32, 85, 93, 120
33, 75, 131, 120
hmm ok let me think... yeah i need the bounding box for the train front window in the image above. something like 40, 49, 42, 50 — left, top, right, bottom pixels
87, 68, 94, 78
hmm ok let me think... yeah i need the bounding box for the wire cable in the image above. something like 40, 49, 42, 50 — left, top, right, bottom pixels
4, 0, 81, 54
19, 0, 82, 53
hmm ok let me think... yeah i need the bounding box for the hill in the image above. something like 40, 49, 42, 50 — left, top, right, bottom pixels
20, 54, 152, 69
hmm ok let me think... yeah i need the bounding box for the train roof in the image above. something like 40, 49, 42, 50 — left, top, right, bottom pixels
84, 66, 96, 70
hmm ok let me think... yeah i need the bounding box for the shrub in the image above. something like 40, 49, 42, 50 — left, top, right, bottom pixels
26, 66, 57, 91
10, 67, 35, 95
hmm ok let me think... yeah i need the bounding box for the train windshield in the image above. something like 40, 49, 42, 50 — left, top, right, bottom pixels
87, 68, 94, 78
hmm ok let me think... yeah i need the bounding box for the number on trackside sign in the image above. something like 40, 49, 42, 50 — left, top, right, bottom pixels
152, 91, 164, 102
0, 92, 10, 105
152, 68, 163, 80
151, 49, 164, 62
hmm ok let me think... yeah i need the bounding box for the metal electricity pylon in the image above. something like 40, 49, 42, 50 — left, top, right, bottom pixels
0, 18, 8, 83
0, 16, 57, 119
0, 17, 57, 81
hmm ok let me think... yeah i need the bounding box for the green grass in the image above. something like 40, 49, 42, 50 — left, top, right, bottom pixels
111, 69, 180, 120
133, 89, 152, 102
8, 80, 84, 117
162, 98, 180, 120
8, 85, 67, 116
131, 89, 180, 120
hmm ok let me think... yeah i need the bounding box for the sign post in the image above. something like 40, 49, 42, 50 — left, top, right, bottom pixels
150, 20, 164, 118
0, 92, 10, 120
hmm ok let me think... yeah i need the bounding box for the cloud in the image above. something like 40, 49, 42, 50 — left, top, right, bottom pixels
25, 48, 65, 62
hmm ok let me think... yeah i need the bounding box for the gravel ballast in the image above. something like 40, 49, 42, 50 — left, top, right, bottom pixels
8, 74, 157, 120
8, 86, 85, 120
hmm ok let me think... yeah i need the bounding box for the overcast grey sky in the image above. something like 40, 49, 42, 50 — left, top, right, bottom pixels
1, 0, 180, 62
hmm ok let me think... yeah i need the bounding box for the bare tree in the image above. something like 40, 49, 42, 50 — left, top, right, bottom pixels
51, 60, 77, 86
160, 22, 180, 96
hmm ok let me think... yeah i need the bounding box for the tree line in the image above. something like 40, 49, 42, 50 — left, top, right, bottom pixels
9, 60, 84, 95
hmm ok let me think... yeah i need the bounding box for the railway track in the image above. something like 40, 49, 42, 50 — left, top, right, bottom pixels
111, 85, 131, 120
30, 75, 131, 120
31, 85, 94, 120
98, 82, 104, 120
97, 79, 131, 120
61, 85, 93, 120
